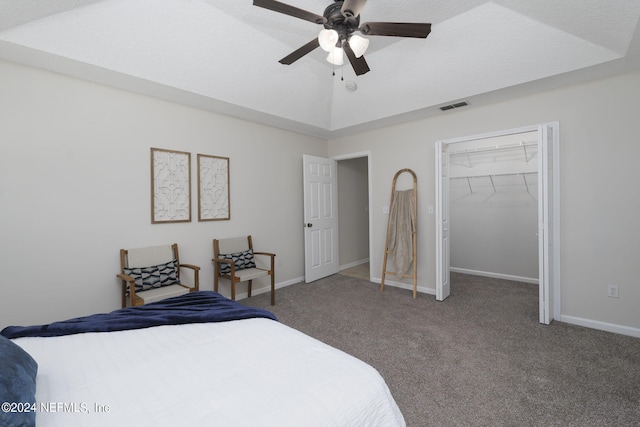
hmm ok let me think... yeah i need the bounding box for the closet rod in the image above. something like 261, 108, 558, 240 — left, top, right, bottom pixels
452, 172, 536, 195
450, 171, 537, 180
449, 141, 537, 157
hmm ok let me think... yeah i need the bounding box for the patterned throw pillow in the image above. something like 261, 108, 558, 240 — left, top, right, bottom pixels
218, 250, 256, 275
0, 335, 38, 427
123, 259, 179, 293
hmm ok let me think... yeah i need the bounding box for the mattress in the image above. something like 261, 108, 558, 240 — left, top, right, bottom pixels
13, 318, 405, 426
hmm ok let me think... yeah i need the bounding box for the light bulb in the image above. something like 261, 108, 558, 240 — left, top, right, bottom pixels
318, 29, 339, 52
327, 46, 344, 65
349, 34, 369, 58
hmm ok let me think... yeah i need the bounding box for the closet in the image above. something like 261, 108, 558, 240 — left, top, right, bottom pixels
449, 131, 539, 283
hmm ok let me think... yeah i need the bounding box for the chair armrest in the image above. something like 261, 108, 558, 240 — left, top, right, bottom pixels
178, 264, 200, 291
212, 258, 233, 267
179, 263, 200, 272
117, 273, 134, 282
253, 251, 276, 269
253, 251, 276, 257
212, 258, 236, 276
117, 273, 137, 308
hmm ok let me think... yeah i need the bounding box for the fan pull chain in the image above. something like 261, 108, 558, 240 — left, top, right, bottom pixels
330, 58, 344, 80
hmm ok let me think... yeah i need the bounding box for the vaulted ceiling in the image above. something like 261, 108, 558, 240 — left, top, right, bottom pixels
2, 0, 640, 138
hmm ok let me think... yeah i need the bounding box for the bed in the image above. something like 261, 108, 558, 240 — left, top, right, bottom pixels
1, 291, 405, 427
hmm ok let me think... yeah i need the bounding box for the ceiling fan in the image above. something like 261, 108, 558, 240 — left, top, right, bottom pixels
253, 0, 431, 76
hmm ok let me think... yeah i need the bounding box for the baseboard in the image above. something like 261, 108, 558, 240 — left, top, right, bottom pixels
234, 276, 303, 301
371, 276, 435, 296
451, 267, 539, 285
339, 258, 369, 271
560, 315, 640, 338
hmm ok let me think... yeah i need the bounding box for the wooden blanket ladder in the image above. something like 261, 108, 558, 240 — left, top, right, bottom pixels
381, 168, 418, 298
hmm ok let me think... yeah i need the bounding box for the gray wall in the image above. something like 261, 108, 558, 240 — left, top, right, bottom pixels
329, 70, 640, 335
2, 58, 640, 337
338, 157, 369, 267
449, 132, 539, 281
0, 59, 326, 328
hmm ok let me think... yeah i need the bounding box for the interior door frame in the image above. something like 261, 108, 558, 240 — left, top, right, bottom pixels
435, 123, 561, 324
435, 140, 451, 301
332, 151, 373, 282
538, 123, 560, 324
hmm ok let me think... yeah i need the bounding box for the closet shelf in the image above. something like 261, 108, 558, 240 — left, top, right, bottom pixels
450, 141, 537, 168
450, 172, 537, 194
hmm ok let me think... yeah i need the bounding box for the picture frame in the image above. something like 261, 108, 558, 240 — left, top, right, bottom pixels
197, 154, 230, 221
151, 148, 191, 223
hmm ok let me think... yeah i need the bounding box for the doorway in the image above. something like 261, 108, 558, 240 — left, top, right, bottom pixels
334, 152, 372, 282
435, 123, 560, 324
449, 131, 539, 283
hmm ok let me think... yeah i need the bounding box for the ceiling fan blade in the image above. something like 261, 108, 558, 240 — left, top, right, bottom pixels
253, 0, 326, 25
359, 22, 432, 38
341, 0, 367, 18
279, 38, 321, 65
344, 41, 370, 76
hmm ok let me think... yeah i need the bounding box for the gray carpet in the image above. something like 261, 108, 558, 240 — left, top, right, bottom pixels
242, 273, 640, 426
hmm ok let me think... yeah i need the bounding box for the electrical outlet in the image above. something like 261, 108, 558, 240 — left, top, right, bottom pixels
607, 285, 619, 298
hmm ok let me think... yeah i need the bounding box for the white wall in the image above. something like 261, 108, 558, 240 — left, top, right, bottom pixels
3, 58, 639, 336
450, 187, 539, 280
0, 59, 327, 328
449, 132, 539, 281
337, 157, 369, 267
329, 70, 640, 334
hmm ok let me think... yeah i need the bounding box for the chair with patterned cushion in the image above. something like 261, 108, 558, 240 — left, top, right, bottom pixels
117, 243, 200, 308
213, 236, 275, 305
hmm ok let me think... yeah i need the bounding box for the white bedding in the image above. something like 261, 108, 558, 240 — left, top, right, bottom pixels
14, 318, 405, 427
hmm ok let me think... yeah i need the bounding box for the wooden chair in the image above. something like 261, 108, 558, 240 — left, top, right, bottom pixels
117, 243, 200, 308
213, 236, 275, 305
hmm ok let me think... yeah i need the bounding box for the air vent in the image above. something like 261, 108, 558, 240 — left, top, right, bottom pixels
440, 101, 469, 111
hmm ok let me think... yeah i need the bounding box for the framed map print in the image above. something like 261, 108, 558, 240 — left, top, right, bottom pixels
197, 154, 230, 221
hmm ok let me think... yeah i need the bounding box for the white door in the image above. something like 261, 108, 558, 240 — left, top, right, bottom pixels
538, 124, 557, 324
435, 141, 451, 301
303, 155, 339, 283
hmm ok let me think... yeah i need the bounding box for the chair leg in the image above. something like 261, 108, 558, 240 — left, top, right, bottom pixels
270, 274, 275, 306
248, 280, 252, 298
231, 282, 236, 301
214, 275, 219, 293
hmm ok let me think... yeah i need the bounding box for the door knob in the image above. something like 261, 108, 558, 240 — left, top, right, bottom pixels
306, 223, 313, 228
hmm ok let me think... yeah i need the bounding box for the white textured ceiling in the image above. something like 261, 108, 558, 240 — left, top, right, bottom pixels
2, 0, 640, 138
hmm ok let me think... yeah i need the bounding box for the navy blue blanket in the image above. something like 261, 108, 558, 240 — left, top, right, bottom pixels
1, 291, 277, 339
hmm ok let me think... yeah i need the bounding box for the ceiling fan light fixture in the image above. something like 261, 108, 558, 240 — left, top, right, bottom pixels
253, 0, 432, 76
348, 34, 369, 58
318, 29, 339, 52
327, 46, 344, 65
